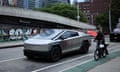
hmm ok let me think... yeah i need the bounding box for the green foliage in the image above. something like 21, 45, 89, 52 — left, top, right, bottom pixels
111, 0, 120, 29
95, 13, 109, 25
95, 13, 109, 33
95, 0, 120, 32
33, 3, 88, 22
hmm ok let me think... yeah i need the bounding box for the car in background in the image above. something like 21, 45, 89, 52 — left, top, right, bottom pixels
24, 29, 92, 61
110, 28, 120, 42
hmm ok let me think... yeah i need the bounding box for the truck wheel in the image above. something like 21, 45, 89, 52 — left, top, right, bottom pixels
50, 46, 62, 62
80, 41, 90, 54
26, 55, 34, 59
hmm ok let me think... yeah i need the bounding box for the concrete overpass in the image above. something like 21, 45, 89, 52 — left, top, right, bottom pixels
0, 6, 96, 30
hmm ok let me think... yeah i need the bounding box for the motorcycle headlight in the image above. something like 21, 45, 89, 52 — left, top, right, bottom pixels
99, 44, 104, 48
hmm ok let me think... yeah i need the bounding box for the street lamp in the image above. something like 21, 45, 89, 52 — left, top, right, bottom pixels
77, 0, 80, 22
0, 0, 3, 6
109, 3, 112, 33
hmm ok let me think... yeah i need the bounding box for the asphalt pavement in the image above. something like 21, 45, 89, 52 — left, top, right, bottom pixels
0, 40, 120, 72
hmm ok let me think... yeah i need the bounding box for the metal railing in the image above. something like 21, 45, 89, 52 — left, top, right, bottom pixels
0, 34, 35, 42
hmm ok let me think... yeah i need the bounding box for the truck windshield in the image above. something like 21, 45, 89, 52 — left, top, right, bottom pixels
113, 28, 120, 33
32, 29, 62, 40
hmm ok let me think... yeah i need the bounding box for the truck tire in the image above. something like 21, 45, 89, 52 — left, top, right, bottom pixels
50, 46, 62, 61
80, 40, 90, 54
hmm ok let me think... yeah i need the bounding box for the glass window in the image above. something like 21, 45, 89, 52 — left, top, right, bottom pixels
113, 28, 120, 33
32, 29, 62, 40
60, 31, 79, 39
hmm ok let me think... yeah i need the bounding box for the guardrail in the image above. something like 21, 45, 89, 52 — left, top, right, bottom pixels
0, 34, 34, 42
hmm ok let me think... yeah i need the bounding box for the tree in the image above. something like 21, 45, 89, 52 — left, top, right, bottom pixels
95, 0, 120, 33
111, 0, 120, 29
34, 3, 88, 22
95, 13, 109, 33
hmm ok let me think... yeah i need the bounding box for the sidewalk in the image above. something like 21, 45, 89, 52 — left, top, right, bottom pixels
88, 56, 120, 72
0, 41, 24, 48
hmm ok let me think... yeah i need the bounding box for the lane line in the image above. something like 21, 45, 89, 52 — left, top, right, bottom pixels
60, 46, 120, 72
32, 53, 93, 72
32, 45, 120, 72
59, 59, 93, 72
0, 57, 25, 63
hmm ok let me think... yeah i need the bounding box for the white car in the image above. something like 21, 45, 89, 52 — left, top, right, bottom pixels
24, 29, 92, 61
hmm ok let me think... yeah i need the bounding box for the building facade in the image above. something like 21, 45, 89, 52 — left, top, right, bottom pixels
75, 0, 111, 25
84, 0, 90, 2
17, 0, 45, 9
47, 0, 70, 4
0, 0, 70, 9
0, 0, 17, 6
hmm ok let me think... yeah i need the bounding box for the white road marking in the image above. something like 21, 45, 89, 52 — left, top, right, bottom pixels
59, 48, 120, 72
60, 47, 120, 72
59, 59, 93, 72
32, 45, 120, 72
32, 53, 93, 72
0, 57, 25, 63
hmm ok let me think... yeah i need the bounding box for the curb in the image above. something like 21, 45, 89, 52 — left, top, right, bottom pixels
0, 44, 24, 49
0, 41, 24, 49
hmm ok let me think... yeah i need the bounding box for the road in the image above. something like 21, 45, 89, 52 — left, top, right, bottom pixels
0, 41, 120, 72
